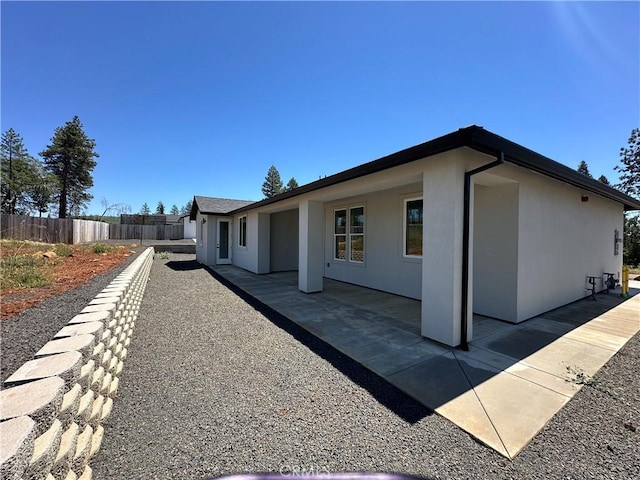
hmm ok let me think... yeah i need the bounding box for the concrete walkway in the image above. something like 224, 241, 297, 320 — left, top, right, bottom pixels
212, 266, 640, 459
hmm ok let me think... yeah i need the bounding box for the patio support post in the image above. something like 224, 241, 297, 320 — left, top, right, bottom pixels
460, 151, 504, 350
421, 159, 466, 346
298, 199, 324, 293
256, 213, 271, 274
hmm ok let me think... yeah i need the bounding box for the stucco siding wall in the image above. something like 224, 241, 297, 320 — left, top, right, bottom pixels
323, 183, 423, 299
516, 172, 624, 321
270, 209, 299, 272
195, 213, 207, 264
233, 213, 257, 272
183, 219, 196, 239
473, 183, 519, 321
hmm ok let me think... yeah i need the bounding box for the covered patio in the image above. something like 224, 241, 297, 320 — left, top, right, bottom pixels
211, 265, 640, 459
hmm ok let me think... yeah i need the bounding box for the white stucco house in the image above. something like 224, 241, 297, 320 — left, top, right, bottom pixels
191, 126, 640, 348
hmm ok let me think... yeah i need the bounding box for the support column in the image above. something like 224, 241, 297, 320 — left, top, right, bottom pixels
256, 213, 270, 274
298, 200, 324, 293
421, 159, 467, 346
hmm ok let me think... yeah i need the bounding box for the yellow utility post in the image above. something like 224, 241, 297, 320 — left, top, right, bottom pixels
621, 265, 629, 298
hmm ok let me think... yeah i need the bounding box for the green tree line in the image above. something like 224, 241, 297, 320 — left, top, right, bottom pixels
139, 200, 192, 216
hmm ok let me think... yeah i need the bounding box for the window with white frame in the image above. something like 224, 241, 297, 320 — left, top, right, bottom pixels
334, 206, 365, 263
349, 206, 365, 262
238, 215, 247, 248
404, 198, 423, 257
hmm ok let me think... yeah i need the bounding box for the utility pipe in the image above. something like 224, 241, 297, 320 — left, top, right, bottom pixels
460, 151, 505, 350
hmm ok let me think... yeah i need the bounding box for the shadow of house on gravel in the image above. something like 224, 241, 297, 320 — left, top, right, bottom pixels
201, 265, 432, 424
161, 258, 433, 423
164, 260, 203, 271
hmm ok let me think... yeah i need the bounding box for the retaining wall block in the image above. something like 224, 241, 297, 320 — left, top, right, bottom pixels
107, 356, 118, 375
63, 469, 77, 480
99, 374, 112, 397
67, 312, 110, 328
25, 419, 62, 480
51, 423, 79, 480
98, 398, 113, 424
91, 343, 105, 368
94, 289, 125, 300
58, 385, 81, 429
89, 368, 104, 395
99, 330, 111, 346
54, 323, 103, 342
70, 425, 92, 476
87, 396, 104, 428
75, 392, 94, 428
88, 427, 103, 460
5, 353, 82, 391
0, 416, 37, 480
36, 336, 96, 365
100, 350, 112, 372
80, 303, 117, 319
77, 361, 95, 395
88, 296, 121, 308
114, 361, 124, 377
0, 377, 65, 436
77, 465, 92, 480
106, 377, 119, 399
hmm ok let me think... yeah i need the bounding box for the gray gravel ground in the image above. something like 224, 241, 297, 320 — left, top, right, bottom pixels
91, 254, 639, 480
0, 248, 143, 385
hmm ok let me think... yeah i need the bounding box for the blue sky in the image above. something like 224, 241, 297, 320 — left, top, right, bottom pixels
2, 1, 639, 215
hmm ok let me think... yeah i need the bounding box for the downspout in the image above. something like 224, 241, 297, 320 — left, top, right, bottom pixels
460, 151, 505, 350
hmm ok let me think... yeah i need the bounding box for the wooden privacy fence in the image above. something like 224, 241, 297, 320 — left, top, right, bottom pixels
0, 214, 110, 244
109, 223, 183, 240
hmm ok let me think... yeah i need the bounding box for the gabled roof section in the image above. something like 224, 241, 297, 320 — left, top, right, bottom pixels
190, 196, 255, 220
229, 125, 640, 213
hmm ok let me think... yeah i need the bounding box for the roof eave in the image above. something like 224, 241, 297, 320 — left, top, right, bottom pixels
225, 126, 640, 215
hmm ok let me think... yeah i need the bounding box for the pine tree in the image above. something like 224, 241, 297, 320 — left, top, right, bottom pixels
577, 160, 593, 178
616, 128, 640, 266
285, 177, 299, 191
180, 200, 193, 216
140, 203, 151, 215
262, 165, 284, 198
1, 128, 35, 214
598, 175, 610, 185
40, 116, 99, 218
156, 201, 165, 214
616, 128, 640, 198
27, 160, 57, 217
170, 204, 180, 215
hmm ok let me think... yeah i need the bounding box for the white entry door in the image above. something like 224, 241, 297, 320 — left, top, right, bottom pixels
216, 219, 232, 264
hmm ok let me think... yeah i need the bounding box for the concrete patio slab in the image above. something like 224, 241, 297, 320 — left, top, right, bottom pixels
211, 265, 639, 459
